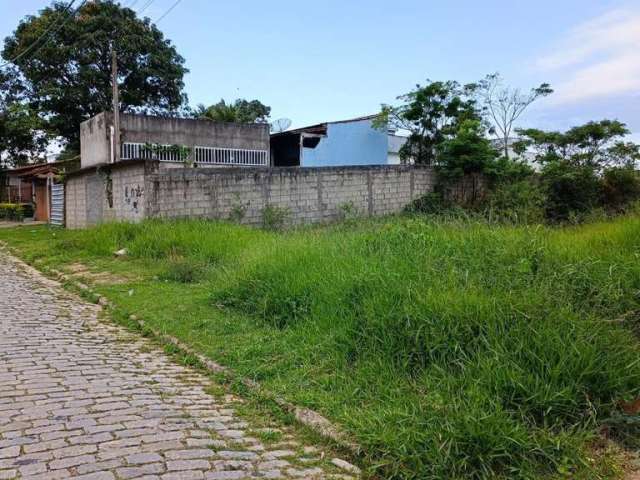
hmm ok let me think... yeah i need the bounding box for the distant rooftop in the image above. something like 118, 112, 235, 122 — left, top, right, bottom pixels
272, 114, 380, 137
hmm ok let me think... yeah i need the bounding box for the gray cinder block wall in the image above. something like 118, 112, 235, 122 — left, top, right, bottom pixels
65, 161, 437, 228
148, 165, 436, 225
65, 161, 152, 228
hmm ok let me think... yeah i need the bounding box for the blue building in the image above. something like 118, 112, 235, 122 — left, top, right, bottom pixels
270, 115, 407, 167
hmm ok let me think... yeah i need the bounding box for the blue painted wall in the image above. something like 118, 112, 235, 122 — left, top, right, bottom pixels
302, 118, 388, 167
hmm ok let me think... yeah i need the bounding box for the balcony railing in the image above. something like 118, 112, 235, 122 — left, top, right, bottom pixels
194, 146, 268, 166
121, 142, 268, 166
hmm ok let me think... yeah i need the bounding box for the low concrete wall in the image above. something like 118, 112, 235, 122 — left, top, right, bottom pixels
65, 161, 437, 228
65, 161, 153, 229
147, 165, 436, 225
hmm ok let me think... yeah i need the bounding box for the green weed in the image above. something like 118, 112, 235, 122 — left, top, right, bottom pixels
1, 215, 639, 479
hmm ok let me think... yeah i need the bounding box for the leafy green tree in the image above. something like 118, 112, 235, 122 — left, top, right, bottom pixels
195, 99, 271, 124
515, 120, 639, 220
436, 119, 498, 178
601, 166, 640, 211
477, 73, 553, 159
1, 0, 188, 151
540, 161, 601, 221
514, 120, 634, 169
485, 156, 535, 183
434, 119, 500, 205
0, 69, 47, 167
376, 80, 480, 165
512, 128, 566, 164
0, 103, 48, 168
604, 141, 640, 168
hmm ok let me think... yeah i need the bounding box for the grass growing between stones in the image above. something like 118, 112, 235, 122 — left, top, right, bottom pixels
1, 216, 639, 479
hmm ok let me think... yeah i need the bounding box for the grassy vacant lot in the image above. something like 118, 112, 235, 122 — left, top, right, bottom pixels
1, 215, 639, 479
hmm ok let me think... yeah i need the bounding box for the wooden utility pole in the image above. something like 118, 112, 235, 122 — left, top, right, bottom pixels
111, 47, 121, 163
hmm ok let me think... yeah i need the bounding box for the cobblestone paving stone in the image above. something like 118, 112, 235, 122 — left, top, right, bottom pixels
0, 252, 358, 480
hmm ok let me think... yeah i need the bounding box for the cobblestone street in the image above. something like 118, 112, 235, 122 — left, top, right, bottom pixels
0, 252, 354, 480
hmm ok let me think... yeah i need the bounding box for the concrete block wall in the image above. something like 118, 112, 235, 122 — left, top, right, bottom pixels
65, 161, 153, 229
370, 168, 415, 216
65, 162, 438, 228
442, 172, 486, 204
108, 163, 147, 223
146, 165, 436, 226
319, 169, 370, 221
64, 176, 88, 229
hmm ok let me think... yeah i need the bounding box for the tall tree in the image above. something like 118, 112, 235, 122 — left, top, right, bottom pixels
376, 80, 480, 165
477, 73, 553, 159
195, 99, 271, 124
436, 119, 498, 178
605, 141, 640, 168
514, 120, 640, 220
514, 120, 635, 169
0, 69, 47, 167
1, 0, 188, 151
0, 103, 48, 168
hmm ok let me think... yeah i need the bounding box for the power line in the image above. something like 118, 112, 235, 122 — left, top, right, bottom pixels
137, 0, 156, 15
1, 0, 88, 69
18, 0, 89, 64
154, 0, 184, 24
0, 0, 77, 68
2, 0, 163, 70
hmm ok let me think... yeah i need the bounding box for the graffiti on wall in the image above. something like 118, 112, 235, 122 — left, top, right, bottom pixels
124, 184, 144, 213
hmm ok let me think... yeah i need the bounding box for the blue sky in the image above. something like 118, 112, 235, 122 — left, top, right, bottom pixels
2, 0, 639, 139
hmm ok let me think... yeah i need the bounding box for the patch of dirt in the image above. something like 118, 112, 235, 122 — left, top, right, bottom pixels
590, 435, 640, 480
65, 262, 135, 285
624, 452, 640, 480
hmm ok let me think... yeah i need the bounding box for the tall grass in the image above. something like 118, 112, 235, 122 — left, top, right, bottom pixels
4, 215, 639, 479
213, 217, 640, 478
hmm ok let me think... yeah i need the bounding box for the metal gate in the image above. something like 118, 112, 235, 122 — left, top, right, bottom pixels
51, 183, 65, 226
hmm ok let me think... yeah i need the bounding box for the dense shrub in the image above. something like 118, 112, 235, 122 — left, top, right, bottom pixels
408, 177, 546, 225
404, 191, 457, 215
411, 165, 639, 225
486, 156, 535, 183
0, 202, 25, 220
496, 165, 640, 223
484, 180, 546, 224
540, 162, 602, 221
601, 166, 640, 211
436, 120, 499, 179
261, 205, 290, 231
159, 258, 203, 283
24, 203, 34, 218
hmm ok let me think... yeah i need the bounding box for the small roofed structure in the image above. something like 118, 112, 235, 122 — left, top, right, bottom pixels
270, 115, 407, 167
1, 161, 73, 222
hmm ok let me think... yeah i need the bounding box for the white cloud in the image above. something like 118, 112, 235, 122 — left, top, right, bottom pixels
535, 7, 640, 105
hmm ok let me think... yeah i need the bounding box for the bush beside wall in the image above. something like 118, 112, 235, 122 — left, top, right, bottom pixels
410, 163, 640, 225
0, 203, 28, 221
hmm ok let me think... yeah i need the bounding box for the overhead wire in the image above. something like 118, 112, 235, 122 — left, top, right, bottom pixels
137, 0, 156, 15
154, 0, 184, 24
0, 0, 77, 68
0, 0, 88, 69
